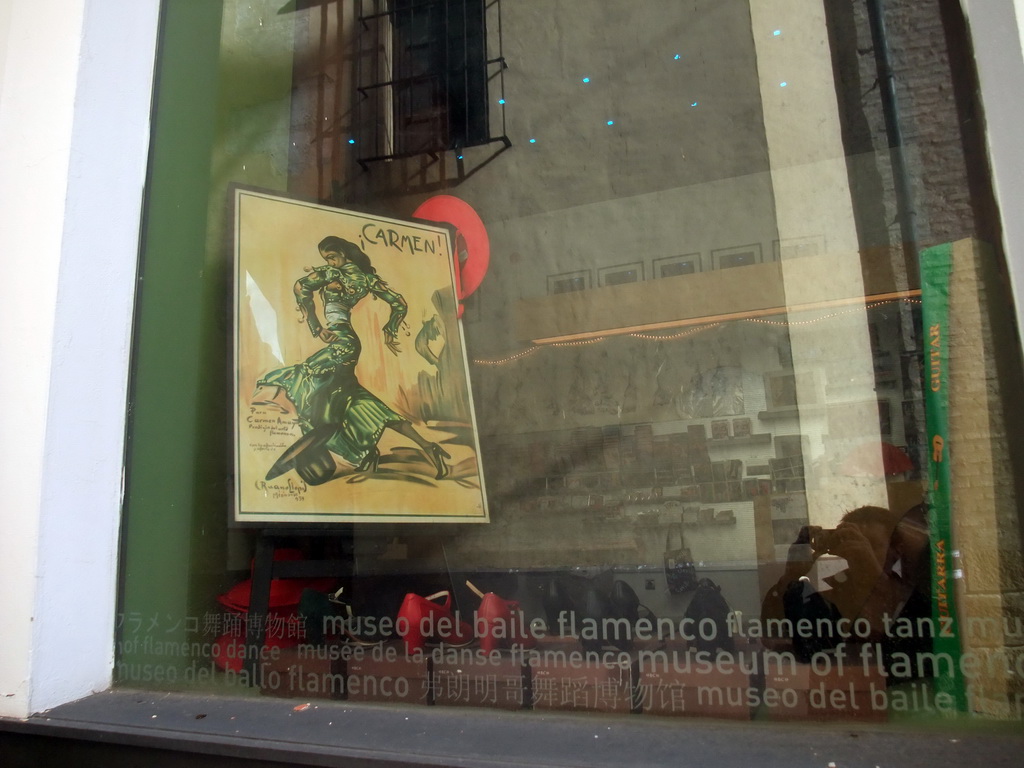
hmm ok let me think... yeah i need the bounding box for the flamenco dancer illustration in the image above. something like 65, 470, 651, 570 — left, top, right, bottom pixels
256, 236, 450, 485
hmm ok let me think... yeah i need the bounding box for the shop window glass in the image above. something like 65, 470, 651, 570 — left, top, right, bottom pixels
118, 0, 1024, 734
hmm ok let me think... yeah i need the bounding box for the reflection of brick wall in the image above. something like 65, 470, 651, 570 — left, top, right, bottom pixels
885, 0, 976, 246
826, 0, 989, 250
949, 238, 1024, 717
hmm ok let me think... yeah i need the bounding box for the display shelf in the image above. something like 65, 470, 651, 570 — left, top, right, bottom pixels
757, 405, 827, 420
707, 433, 773, 447
682, 518, 737, 528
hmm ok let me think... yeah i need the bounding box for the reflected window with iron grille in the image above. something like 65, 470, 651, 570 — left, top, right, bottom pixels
357, 0, 507, 165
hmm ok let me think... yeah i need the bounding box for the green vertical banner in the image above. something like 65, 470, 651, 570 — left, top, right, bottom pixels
919, 243, 966, 711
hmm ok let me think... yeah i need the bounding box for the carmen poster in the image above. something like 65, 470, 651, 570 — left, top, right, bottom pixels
232, 189, 488, 524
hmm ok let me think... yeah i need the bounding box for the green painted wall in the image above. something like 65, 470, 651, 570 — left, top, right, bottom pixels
118, 0, 294, 684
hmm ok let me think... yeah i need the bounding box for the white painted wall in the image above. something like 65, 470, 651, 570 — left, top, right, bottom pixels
0, 0, 160, 718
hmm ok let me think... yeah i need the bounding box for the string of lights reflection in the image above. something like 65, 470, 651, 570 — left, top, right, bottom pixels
471, 296, 923, 367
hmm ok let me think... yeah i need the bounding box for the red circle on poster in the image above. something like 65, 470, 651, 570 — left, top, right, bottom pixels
413, 195, 490, 302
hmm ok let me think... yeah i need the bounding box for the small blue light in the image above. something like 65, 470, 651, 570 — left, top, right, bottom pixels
780, 81, 788, 87
691, 101, 698, 107
457, 154, 464, 160
498, 98, 505, 105
773, 29, 782, 36
529, 138, 537, 144
607, 120, 615, 126
674, 54, 681, 60
347, 139, 356, 144
582, 77, 590, 83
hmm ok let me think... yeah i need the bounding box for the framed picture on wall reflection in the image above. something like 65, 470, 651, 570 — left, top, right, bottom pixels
598, 261, 644, 287
764, 370, 821, 409
231, 188, 489, 524
771, 235, 826, 261
547, 270, 591, 295
653, 253, 702, 278
712, 243, 762, 269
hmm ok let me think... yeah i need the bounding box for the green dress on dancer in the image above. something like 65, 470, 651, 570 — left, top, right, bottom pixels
259, 260, 408, 469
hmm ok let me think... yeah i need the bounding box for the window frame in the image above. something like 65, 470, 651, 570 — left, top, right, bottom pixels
6, 0, 1024, 762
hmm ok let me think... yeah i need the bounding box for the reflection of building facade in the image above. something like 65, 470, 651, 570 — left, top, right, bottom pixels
3, 0, 1024, 761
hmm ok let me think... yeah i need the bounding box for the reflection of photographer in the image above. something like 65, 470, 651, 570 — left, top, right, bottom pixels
761, 504, 931, 666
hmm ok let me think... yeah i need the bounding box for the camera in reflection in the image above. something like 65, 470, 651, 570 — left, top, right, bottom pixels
811, 528, 842, 554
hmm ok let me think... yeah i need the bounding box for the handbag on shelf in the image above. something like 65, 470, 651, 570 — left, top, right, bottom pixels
664, 523, 698, 594
683, 578, 735, 654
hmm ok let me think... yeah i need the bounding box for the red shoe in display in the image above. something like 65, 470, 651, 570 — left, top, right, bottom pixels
466, 581, 536, 653
396, 589, 473, 654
